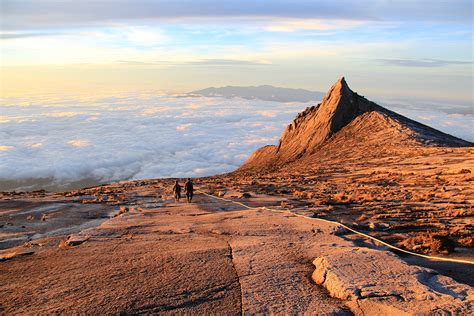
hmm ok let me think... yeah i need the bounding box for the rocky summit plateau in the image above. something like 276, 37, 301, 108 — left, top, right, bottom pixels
1, 78, 473, 315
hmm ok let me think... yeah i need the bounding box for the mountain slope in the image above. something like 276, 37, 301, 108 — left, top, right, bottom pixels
240, 77, 472, 171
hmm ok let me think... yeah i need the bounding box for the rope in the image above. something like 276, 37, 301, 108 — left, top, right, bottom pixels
196, 189, 474, 265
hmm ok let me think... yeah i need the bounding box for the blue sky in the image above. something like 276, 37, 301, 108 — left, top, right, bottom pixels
0, 0, 472, 101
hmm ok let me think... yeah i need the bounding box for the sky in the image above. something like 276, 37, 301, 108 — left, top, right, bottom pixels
1, 0, 473, 101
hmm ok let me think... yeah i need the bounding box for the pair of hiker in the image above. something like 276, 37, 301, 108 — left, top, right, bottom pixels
172, 178, 193, 203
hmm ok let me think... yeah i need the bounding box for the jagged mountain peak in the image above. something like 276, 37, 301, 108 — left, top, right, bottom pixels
320, 77, 356, 107
324, 76, 349, 98
239, 77, 472, 171
276, 77, 379, 158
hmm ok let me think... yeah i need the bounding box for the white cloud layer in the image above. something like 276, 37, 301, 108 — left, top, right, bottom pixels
379, 99, 473, 143
0, 93, 307, 191
0, 92, 472, 191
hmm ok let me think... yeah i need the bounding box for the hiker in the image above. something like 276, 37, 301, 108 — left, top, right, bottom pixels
184, 178, 194, 203
172, 180, 181, 202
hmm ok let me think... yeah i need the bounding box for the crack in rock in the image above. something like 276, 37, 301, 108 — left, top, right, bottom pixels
226, 240, 245, 315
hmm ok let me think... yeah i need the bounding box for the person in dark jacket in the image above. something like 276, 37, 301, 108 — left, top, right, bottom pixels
184, 178, 194, 203
172, 180, 181, 202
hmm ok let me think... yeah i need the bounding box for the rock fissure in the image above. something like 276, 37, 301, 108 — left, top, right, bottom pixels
226, 240, 245, 315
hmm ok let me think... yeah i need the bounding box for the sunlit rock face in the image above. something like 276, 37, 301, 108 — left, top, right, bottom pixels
276, 77, 380, 158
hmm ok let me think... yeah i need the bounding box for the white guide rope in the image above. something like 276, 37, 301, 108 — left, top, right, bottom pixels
197, 189, 474, 265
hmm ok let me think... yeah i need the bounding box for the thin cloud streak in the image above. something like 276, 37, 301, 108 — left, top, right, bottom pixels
187, 59, 271, 66
378, 58, 472, 68
116, 59, 271, 67
0, 32, 70, 39
116, 60, 172, 66
2, 0, 471, 30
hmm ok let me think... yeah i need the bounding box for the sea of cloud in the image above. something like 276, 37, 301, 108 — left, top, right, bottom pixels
377, 98, 473, 143
0, 93, 308, 191
0, 92, 472, 191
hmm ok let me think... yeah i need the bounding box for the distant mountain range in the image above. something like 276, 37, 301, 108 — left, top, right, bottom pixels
191, 85, 325, 103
